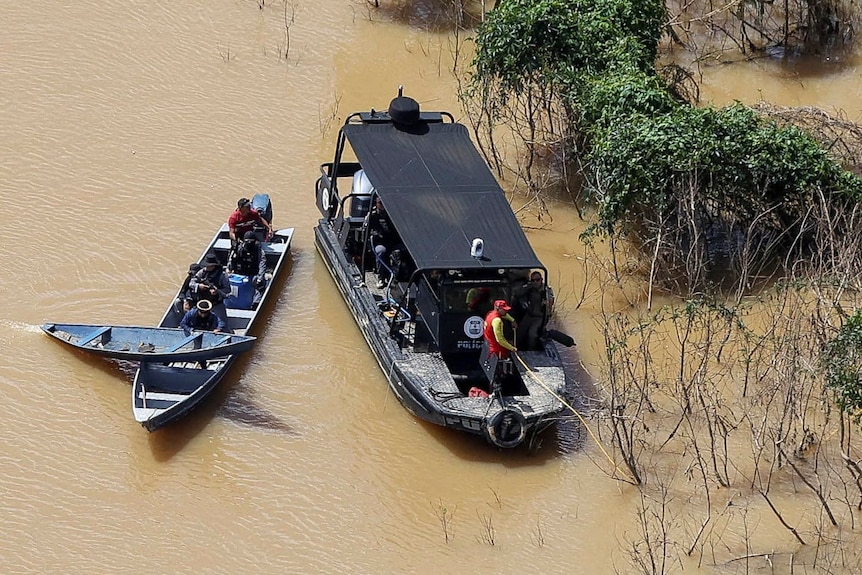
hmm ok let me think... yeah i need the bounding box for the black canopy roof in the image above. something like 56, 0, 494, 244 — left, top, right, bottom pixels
342, 121, 543, 271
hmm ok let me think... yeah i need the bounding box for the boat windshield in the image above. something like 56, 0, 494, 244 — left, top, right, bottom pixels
443, 284, 509, 316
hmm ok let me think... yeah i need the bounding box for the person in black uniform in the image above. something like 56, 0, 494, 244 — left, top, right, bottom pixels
367, 196, 401, 288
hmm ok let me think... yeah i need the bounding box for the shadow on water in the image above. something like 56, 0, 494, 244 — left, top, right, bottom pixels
146, 345, 298, 461
421, 421, 556, 467
366, 0, 485, 33
218, 385, 297, 436
554, 342, 592, 456
41, 338, 140, 383
146, 253, 299, 460
147, 389, 215, 461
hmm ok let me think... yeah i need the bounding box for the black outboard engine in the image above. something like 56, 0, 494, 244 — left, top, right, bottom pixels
251, 193, 273, 231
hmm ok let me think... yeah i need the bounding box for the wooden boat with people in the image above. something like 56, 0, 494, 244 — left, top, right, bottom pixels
40, 323, 256, 362
132, 194, 294, 432
313, 90, 574, 449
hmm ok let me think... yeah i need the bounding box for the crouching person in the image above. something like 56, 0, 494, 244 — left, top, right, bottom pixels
180, 300, 226, 336
190, 252, 231, 329
230, 231, 268, 291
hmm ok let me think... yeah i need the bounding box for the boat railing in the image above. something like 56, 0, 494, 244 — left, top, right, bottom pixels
382, 297, 411, 324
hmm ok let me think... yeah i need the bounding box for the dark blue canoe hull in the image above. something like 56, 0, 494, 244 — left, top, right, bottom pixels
132, 224, 294, 431
41, 323, 256, 362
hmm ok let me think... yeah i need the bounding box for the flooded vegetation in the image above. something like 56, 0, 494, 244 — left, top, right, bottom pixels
667, 0, 860, 61
453, 0, 862, 571
3, 1, 861, 573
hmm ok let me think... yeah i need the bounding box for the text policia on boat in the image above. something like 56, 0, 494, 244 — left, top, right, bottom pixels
313, 88, 575, 449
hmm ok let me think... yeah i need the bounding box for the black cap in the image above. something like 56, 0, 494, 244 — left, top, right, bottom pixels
203, 252, 220, 266
237, 197, 251, 209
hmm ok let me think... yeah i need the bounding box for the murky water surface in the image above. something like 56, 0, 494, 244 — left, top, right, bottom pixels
1, 2, 859, 573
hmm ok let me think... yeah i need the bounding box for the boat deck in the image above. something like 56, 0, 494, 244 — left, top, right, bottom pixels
357, 267, 565, 416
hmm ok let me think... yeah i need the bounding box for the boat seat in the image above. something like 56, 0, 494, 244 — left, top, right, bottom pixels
214, 237, 270, 290
139, 391, 187, 402
226, 308, 255, 319
166, 332, 203, 353
215, 238, 284, 254
79, 326, 111, 346
212, 334, 233, 346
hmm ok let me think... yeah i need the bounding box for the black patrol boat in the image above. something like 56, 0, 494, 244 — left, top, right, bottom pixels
313, 89, 572, 448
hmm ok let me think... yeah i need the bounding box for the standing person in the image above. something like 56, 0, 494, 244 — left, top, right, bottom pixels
189, 252, 231, 330
228, 197, 273, 247
465, 286, 492, 313
180, 300, 226, 336
484, 299, 518, 360
367, 196, 401, 288
514, 271, 552, 350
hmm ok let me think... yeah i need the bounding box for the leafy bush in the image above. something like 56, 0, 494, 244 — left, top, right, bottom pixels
824, 310, 862, 421
588, 102, 862, 229
473, 0, 665, 93
468, 0, 862, 278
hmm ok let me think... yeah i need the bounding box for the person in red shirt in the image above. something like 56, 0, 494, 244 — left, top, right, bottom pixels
484, 299, 518, 359
228, 197, 273, 246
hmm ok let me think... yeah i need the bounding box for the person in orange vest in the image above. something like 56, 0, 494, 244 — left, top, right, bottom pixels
483, 299, 518, 359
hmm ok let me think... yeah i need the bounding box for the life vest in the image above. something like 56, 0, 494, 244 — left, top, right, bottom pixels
483, 310, 510, 358
180, 263, 201, 300
232, 243, 259, 277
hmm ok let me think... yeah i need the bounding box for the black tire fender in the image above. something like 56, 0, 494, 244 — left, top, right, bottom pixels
484, 407, 527, 449
316, 177, 338, 218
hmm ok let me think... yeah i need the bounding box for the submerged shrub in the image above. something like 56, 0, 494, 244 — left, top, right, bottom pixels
824, 309, 862, 422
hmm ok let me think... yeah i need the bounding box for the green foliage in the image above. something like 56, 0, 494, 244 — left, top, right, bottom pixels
823, 310, 862, 421
473, 0, 665, 93
575, 68, 677, 131
587, 102, 862, 230
469, 0, 862, 274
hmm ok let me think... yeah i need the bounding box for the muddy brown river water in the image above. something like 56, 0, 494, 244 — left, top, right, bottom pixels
1, 2, 860, 573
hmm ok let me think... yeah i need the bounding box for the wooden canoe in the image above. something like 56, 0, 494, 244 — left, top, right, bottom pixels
41, 323, 256, 362
132, 219, 294, 431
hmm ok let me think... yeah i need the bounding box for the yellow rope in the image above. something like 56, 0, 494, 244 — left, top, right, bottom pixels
514, 352, 636, 483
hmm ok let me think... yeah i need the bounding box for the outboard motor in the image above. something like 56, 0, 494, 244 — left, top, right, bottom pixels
251, 193, 273, 228
350, 169, 374, 219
